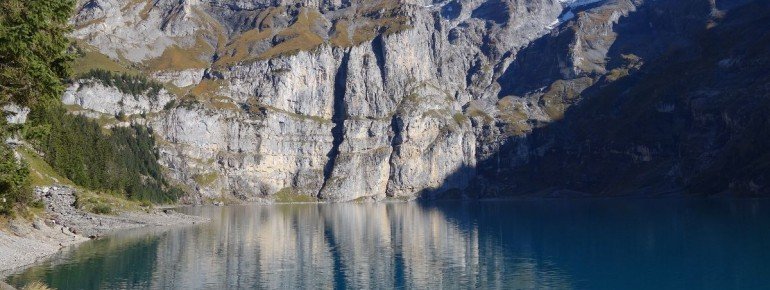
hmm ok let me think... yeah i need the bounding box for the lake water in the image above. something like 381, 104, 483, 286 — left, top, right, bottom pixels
5, 199, 770, 289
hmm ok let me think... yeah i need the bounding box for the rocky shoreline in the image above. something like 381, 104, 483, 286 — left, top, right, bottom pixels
0, 186, 209, 276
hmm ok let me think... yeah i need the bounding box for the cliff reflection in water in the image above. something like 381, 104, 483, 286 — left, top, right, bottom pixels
149, 203, 572, 289
13, 200, 770, 289
8, 202, 573, 289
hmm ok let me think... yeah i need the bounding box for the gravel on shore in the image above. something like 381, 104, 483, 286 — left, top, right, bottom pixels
0, 186, 208, 276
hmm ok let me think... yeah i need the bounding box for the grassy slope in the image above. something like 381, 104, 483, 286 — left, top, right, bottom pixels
15, 145, 74, 188
15, 144, 144, 214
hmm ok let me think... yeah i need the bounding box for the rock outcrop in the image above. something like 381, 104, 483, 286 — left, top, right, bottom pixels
63, 80, 173, 116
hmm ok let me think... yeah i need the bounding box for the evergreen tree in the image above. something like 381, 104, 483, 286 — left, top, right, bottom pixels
26, 105, 181, 203
0, 139, 30, 215
0, 0, 74, 107
0, 0, 74, 215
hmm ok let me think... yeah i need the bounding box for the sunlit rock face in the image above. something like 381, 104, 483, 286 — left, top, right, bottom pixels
67, 0, 575, 202
69, 0, 760, 200
62, 81, 173, 116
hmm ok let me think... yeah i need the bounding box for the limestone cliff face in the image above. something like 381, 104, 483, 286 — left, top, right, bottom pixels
63, 81, 173, 116
70, 0, 759, 200
67, 0, 575, 202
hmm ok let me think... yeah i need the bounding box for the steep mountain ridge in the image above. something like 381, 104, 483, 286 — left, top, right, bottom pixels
63, 0, 769, 202
484, 0, 770, 196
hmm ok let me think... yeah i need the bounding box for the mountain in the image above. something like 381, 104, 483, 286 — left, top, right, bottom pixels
62, 0, 769, 202
485, 0, 770, 197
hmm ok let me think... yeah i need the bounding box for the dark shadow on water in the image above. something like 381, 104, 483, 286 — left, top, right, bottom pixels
322, 220, 348, 289
418, 198, 770, 289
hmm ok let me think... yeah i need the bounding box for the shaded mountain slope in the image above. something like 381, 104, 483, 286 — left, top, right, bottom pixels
483, 0, 770, 196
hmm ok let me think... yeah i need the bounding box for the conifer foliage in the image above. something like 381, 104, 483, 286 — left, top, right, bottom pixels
0, 0, 181, 215
80, 69, 164, 99
0, 0, 74, 215
0, 0, 74, 107
25, 105, 182, 203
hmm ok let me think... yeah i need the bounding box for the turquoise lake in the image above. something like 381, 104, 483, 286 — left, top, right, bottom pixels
6, 199, 770, 289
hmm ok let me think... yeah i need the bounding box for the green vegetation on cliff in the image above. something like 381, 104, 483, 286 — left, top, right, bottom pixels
0, 0, 180, 215
24, 105, 182, 203
79, 69, 164, 99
